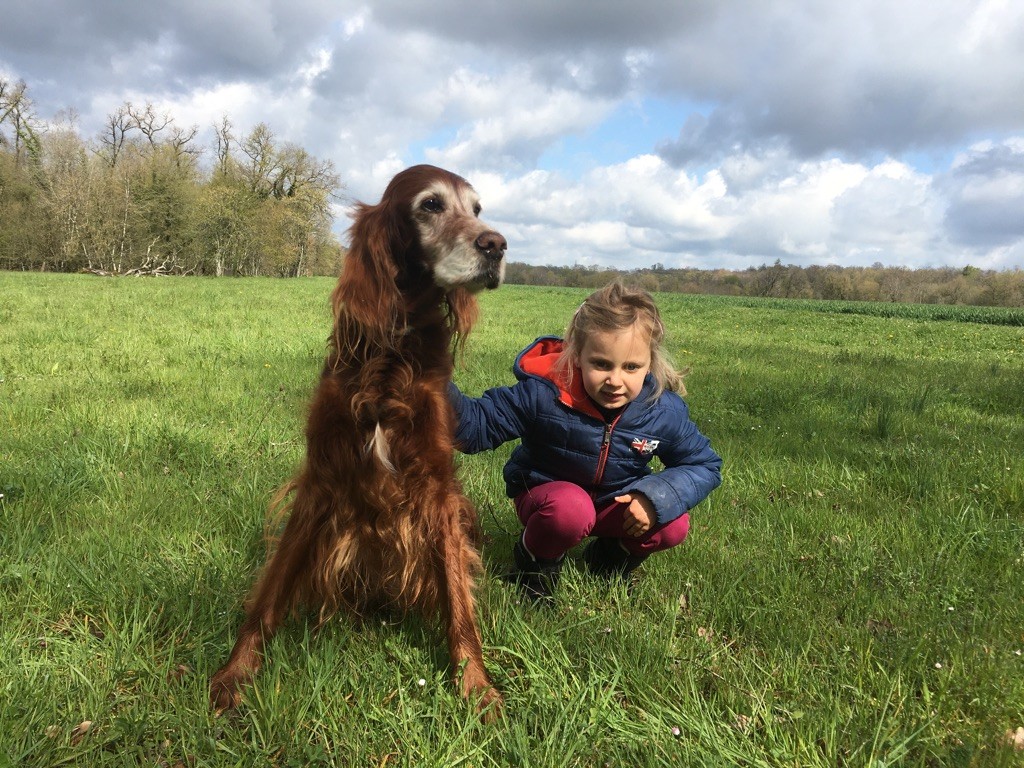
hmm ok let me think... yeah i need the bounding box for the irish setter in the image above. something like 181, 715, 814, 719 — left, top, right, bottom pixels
210, 165, 506, 718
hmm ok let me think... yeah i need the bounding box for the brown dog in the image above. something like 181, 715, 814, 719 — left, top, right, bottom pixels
210, 165, 506, 718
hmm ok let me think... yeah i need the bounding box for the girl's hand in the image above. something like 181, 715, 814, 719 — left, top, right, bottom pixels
614, 492, 656, 537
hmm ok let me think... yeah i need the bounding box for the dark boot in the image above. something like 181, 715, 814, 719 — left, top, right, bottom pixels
504, 534, 563, 602
583, 537, 649, 580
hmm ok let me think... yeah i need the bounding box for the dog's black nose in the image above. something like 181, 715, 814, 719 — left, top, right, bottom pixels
475, 231, 507, 260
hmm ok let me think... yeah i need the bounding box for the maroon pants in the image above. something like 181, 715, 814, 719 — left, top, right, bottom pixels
514, 481, 690, 561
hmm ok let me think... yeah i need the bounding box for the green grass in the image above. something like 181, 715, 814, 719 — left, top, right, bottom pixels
1, 272, 1023, 767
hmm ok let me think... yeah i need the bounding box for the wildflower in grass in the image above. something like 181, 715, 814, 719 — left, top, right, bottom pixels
70, 721, 92, 746
417, 678, 426, 687
1003, 727, 1024, 751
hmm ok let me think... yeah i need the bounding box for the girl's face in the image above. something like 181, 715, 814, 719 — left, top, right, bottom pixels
576, 324, 652, 410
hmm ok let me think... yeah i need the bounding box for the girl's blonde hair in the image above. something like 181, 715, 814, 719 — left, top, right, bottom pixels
555, 280, 687, 401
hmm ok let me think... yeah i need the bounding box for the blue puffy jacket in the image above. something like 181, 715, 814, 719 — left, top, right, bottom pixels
450, 337, 722, 525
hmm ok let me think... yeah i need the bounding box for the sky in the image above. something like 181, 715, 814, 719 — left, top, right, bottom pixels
2, 0, 1024, 272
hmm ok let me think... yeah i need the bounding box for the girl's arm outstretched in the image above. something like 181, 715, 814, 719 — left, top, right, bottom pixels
448, 381, 534, 454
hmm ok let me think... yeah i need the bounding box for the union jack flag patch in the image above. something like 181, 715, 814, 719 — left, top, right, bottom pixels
631, 437, 660, 455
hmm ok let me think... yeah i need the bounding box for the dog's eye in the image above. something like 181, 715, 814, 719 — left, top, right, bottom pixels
473, 204, 482, 217
421, 197, 444, 213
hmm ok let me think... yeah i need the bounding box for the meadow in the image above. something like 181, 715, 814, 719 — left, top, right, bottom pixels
0, 271, 1022, 767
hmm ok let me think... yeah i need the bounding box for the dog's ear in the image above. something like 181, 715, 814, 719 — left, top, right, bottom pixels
445, 287, 479, 352
331, 201, 403, 350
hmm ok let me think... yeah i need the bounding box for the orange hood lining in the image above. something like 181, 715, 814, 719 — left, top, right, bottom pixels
518, 338, 605, 420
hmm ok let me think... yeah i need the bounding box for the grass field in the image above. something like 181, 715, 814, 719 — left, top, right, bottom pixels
1, 271, 1022, 767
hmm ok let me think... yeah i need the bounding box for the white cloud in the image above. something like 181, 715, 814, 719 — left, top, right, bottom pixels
829, 161, 943, 265
2, 0, 1023, 271
424, 72, 617, 173
480, 151, 1018, 270
959, 0, 1021, 53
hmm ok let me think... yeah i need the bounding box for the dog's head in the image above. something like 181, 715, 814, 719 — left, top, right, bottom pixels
380, 164, 506, 293
335, 165, 507, 348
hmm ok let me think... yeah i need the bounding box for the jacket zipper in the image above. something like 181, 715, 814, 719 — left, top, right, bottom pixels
592, 416, 620, 493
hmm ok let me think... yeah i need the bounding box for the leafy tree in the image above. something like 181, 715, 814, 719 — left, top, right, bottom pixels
0, 77, 41, 165
2, 78, 1023, 303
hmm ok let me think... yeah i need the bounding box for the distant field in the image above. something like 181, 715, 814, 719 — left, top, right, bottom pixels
668, 293, 1024, 326
1, 272, 1022, 766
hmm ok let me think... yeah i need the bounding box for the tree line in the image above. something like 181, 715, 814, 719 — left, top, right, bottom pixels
505, 260, 1024, 309
1, 77, 342, 276
3, 77, 1022, 307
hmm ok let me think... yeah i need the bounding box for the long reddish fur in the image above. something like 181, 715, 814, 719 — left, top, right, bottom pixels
209, 166, 502, 718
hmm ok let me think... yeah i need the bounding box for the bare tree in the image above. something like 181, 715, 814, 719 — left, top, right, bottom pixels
97, 105, 134, 167
168, 124, 201, 169
239, 122, 278, 195
0, 77, 25, 141
213, 115, 234, 176
0, 78, 40, 165
126, 101, 172, 150
272, 143, 340, 205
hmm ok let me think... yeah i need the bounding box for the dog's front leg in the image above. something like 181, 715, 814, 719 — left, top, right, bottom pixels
439, 499, 503, 721
209, 501, 313, 711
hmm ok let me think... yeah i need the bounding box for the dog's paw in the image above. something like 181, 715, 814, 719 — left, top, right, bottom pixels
209, 669, 245, 712
461, 669, 504, 721
474, 684, 504, 722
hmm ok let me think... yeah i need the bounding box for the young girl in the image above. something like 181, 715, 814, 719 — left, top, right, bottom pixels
450, 281, 722, 599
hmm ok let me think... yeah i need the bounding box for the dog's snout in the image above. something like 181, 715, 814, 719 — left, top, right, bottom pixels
475, 231, 507, 260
